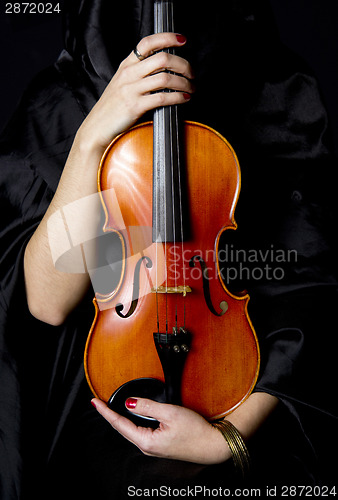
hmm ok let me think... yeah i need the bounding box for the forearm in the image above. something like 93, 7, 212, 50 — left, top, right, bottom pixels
24, 133, 104, 325
211, 392, 279, 464
224, 391, 279, 442
210, 391, 279, 464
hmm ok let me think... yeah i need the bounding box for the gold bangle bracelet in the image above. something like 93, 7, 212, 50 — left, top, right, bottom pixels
213, 420, 251, 479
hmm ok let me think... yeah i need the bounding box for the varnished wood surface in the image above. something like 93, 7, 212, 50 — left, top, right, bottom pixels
84, 121, 260, 420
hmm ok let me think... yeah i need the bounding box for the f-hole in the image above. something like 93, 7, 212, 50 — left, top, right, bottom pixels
189, 255, 228, 317
116, 256, 153, 318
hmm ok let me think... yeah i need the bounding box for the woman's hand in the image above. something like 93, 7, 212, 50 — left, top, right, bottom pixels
91, 397, 231, 465
78, 32, 195, 152
91, 392, 279, 465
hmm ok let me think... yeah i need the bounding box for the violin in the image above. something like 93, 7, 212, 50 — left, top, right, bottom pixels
84, 0, 260, 424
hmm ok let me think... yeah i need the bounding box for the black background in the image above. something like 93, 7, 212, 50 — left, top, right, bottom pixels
0, 0, 64, 132
1, 0, 338, 155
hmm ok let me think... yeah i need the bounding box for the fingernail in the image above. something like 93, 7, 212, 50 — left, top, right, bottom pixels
125, 397, 138, 409
176, 34, 186, 44
183, 93, 191, 100
91, 400, 97, 409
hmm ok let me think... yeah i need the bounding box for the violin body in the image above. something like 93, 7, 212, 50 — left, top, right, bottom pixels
84, 120, 260, 420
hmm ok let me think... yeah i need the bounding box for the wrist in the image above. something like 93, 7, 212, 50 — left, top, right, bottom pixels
74, 125, 107, 159
75, 107, 124, 155
212, 420, 251, 477
211, 424, 233, 463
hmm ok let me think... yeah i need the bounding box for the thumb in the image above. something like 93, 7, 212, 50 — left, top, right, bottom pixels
126, 397, 173, 423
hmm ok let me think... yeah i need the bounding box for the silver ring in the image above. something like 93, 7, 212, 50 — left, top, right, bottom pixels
133, 47, 146, 61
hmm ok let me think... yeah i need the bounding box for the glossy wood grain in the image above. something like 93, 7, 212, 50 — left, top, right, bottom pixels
84, 121, 260, 420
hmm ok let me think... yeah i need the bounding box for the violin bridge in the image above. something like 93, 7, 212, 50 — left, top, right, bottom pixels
151, 285, 192, 297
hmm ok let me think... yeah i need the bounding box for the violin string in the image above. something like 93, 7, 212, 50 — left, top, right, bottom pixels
175, 100, 186, 330
167, 0, 179, 335
154, 1, 160, 335
155, 102, 159, 335
170, 0, 186, 331
160, 1, 168, 337
165, 5, 169, 337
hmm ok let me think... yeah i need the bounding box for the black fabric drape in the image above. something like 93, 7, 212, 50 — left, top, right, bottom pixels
1, 1, 337, 498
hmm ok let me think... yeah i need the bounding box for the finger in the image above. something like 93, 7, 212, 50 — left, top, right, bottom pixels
137, 51, 194, 80
91, 398, 145, 444
140, 91, 191, 113
123, 32, 187, 68
139, 71, 194, 95
137, 32, 187, 60
125, 397, 177, 423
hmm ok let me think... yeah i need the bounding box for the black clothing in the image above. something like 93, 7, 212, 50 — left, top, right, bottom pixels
0, 1, 337, 498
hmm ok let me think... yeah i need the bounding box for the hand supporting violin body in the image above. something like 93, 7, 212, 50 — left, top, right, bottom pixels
91, 393, 278, 465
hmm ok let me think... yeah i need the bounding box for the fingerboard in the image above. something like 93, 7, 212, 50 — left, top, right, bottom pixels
152, 0, 184, 243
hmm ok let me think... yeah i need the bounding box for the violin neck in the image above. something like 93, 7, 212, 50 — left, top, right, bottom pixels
153, 0, 184, 244
154, 0, 174, 34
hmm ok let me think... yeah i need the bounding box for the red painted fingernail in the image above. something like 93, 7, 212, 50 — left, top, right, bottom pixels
91, 400, 96, 409
176, 34, 186, 44
183, 93, 191, 100
125, 397, 138, 409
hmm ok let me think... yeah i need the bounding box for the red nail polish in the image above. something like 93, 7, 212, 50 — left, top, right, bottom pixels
183, 93, 191, 100
91, 400, 96, 409
125, 397, 137, 409
176, 34, 186, 44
